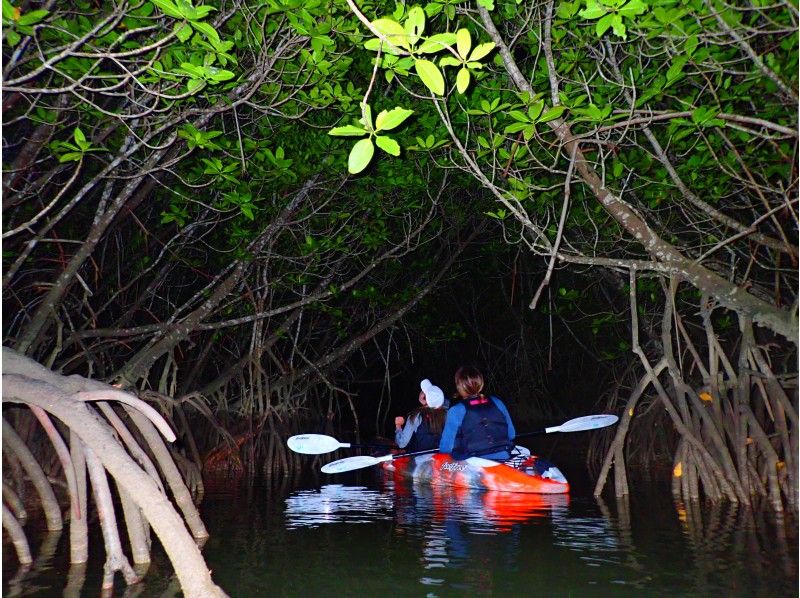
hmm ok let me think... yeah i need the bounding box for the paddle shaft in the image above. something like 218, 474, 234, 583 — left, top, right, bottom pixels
390, 425, 577, 461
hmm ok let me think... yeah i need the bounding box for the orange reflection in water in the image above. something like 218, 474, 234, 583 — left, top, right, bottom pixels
481, 489, 569, 531
392, 475, 569, 533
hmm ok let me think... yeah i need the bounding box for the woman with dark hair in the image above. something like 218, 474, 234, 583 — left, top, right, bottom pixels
438, 366, 516, 460
394, 379, 447, 451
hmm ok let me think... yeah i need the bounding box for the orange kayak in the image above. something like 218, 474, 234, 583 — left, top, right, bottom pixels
383, 450, 569, 494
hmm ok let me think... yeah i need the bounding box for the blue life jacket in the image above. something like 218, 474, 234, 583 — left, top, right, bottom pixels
407, 410, 442, 452
453, 395, 512, 459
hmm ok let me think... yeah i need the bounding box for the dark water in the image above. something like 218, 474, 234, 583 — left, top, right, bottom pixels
3, 464, 798, 597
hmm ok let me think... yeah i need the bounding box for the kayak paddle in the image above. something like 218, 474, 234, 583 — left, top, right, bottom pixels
320, 413, 619, 474
287, 434, 389, 455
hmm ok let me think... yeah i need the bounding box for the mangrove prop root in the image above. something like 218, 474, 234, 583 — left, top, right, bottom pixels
2, 503, 32, 565
3, 348, 226, 597
68, 430, 89, 564
2, 481, 27, 521
84, 445, 140, 587
123, 405, 209, 540
2, 417, 63, 530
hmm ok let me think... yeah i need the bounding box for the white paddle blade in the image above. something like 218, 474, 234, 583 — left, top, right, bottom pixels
287, 434, 344, 455
321, 455, 379, 474
550, 414, 619, 433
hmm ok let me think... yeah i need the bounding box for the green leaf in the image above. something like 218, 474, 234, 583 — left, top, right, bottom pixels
538, 104, 566, 123
557, 1, 580, 19
2, 0, 14, 22
469, 42, 495, 62
610, 14, 626, 38
206, 67, 235, 83
527, 100, 544, 121
439, 56, 461, 68
417, 33, 456, 54
414, 59, 445, 95
16, 8, 48, 26
579, 0, 607, 20
618, 0, 647, 18
595, 13, 614, 36
522, 124, 535, 141
504, 122, 529, 134
329, 124, 368, 137
73, 127, 87, 148
360, 103, 373, 130
371, 17, 409, 50
240, 204, 255, 220
477, 0, 494, 10
375, 107, 414, 131
191, 21, 221, 45
180, 62, 204, 78
375, 135, 401, 156
175, 22, 192, 42
456, 67, 470, 94
192, 5, 215, 19
348, 138, 375, 174
666, 56, 688, 85
456, 28, 471, 59
149, 0, 182, 18
58, 152, 83, 163
5, 28, 20, 46
187, 78, 205, 93
404, 6, 425, 44
685, 35, 698, 57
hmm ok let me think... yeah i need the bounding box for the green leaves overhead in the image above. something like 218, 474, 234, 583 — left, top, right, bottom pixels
438, 28, 495, 94
578, 0, 648, 39
329, 105, 414, 174
504, 99, 566, 140
2, 0, 49, 47
178, 63, 235, 93
362, 10, 494, 96
149, 0, 215, 20
51, 127, 103, 162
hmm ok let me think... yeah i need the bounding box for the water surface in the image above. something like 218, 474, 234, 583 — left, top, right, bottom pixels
3, 465, 797, 596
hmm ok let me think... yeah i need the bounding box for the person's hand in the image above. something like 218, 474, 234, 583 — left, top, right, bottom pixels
394, 416, 405, 429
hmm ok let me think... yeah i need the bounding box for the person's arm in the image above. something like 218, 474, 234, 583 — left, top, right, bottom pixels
492, 397, 516, 441
395, 413, 421, 448
438, 404, 465, 453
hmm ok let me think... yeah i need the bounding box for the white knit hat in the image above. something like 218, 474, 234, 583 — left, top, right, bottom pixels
420, 379, 445, 409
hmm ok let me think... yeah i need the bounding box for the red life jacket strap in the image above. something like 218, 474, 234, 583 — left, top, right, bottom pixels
466, 394, 489, 406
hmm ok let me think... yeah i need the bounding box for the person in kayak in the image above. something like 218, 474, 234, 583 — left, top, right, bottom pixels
438, 366, 516, 460
394, 379, 447, 451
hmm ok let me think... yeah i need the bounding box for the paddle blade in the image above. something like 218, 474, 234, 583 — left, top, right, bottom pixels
287, 434, 343, 455
321, 455, 380, 474
553, 414, 618, 433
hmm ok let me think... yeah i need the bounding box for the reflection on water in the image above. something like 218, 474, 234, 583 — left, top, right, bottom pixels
285, 484, 394, 528
3, 471, 798, 596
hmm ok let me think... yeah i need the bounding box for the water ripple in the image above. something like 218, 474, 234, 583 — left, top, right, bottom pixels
284, 484, 394, 528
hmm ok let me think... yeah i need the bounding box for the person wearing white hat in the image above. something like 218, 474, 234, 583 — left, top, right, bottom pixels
394, 379, 447, 451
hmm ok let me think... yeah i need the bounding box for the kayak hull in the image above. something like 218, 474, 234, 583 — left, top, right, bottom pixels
384, 451, 569, 494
